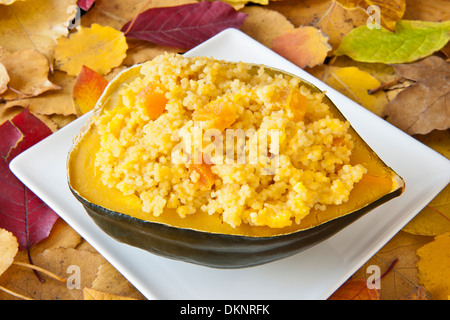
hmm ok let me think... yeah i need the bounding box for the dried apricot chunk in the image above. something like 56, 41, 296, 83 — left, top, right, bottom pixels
136, 83, 168, 120
193, 98, 237, 131
281, 87, 308, 121
190, 162, 215, 190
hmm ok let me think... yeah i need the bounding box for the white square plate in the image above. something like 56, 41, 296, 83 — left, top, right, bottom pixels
10, 29, 450, 300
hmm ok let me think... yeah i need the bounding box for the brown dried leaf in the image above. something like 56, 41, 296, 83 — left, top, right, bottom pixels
328, 279, 380, 300
267, 0, 368, 51
0, 49, 60, 101
385, 56, 450, 135
336, 0, 405, 31
239, 6, 294, 48
0, 63, 10, 95
0, 228, 18, 277
0, 0, 77, 63
3, 70, 76, 116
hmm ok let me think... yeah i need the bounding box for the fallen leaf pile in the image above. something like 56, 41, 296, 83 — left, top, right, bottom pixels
0, 0, 448, 300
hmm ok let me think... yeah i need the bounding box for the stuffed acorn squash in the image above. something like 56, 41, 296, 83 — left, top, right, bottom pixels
67, 54, 404, 268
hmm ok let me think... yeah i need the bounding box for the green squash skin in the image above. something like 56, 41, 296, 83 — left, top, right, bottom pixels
70, 186, 403, 268
68, 62, 405, 269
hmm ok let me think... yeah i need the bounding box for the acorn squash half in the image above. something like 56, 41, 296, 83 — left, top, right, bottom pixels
67, 58, 405, 268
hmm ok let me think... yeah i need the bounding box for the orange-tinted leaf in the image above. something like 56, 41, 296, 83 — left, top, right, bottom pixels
136, 83, 168, 120
328, 279, 380, 300
72, 65, 109, 115
272, 26, 331, 69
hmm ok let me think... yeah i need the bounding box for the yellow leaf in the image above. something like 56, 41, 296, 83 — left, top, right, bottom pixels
336, 0, 405, 31
0, 228, 18, 276
416, 232, 450, 300
0, 0, 77, 62
0, 49, 60, 101
83, 287, 137, 300
402, 183, 450, 237
54, 24, 128, 76
272, 26, 331, 68
321, 66, 388, 117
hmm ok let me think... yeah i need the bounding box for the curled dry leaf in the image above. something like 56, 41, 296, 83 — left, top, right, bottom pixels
0, 228, 19, 276
267, 0, 368, 51
54, 23, 128, 76
0, 63, 9, 94
0, 0, 77, 62
272, 26, 331, 69
336, 0, 405, 31
0, 49, 60, 101
385, 56, 450, 135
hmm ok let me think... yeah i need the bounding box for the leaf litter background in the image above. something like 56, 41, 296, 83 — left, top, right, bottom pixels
0, 0, 449, 300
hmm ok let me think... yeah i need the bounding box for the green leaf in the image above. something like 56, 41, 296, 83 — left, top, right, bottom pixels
335, 20, 450, 63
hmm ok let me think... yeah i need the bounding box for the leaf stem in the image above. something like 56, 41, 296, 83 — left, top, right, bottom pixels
13, 261, 67, 284
426, 204, 450, 222
0, 285, 33, 300
380, 258, 399, 280
367, 77, 404, 94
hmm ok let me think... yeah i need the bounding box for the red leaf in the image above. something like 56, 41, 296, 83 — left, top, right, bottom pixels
121, 1, 248, 49
0, 109, 58, 250
78, 0, 96, 11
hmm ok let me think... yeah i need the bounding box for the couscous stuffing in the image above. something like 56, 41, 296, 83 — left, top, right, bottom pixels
93, 53, 367, 229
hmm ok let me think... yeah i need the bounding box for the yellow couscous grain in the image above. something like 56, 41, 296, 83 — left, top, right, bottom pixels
93, 53, 366, 229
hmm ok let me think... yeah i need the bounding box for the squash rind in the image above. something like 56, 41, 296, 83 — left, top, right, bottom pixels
67, 61, 405, 268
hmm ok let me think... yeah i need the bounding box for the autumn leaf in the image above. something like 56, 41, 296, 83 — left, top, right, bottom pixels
78, 0, 96, 11
416, 232, 450, 300
267, 0, 369, 51
0, 109, 59, 250
121, 1, 248, 49
384, 56, 450, 135
319, 66, 388, 116
72, 65, 109, 116
54, 23, 128, 76
272, 26, 331, 69
336, 0, 405, 31
0, 49, 60, 101
3, 70, 77, 116
0, 63, 9, 95
328, 279, 380, 300
239, 6, 294, 48
402, 184, 450, 237
335, 20, 450, 64
83, 288, 137, 300
0, 0, 77, 63
0, 229, 18, 276
0, 0, 25, 4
